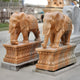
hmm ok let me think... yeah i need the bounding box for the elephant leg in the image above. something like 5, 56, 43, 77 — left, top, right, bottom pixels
42, 35, 50, 48
33, 29, 40, 41
10, 29, 20, 45
22, 30, 29, 43
49, 33, 55, 47
52, 29, 65, 48
64, 30, 72, 45
61, 33, 66, 45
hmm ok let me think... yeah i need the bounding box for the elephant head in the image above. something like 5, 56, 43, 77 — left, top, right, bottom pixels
9, 12, 19, 33
43, 13, 52, 36
9, 12, 27, 33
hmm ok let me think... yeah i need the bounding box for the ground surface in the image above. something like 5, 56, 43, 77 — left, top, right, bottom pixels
0, 23, 9, 31
0, 23, 80, 80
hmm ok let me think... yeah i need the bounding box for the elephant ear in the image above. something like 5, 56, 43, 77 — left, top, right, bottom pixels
43, 22, 51, 35
55, 13, 65, 31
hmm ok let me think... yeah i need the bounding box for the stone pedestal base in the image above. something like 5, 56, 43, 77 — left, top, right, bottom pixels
3, 41, 41, 64
36, 44, 76, 71
2, 58, 38, 71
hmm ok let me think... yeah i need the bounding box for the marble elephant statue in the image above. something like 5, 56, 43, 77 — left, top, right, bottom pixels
42, 11, 72, 48
9, 12, 40, 45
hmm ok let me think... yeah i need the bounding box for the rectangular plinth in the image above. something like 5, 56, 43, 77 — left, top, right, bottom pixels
1, 58, 38, 71
36, 44, 76, 71
3, 41, 41, 64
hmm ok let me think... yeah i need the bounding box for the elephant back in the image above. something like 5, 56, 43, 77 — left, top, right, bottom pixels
27, 15, 38, 30
18, 13, 38, 31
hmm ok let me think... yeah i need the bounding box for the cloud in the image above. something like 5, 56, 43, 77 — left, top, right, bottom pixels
24, 0, 48, 5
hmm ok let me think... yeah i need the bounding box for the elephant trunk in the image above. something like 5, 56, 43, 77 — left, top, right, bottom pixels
42, 22, 51, 48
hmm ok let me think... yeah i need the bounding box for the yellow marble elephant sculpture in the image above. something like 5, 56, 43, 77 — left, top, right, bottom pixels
9, 12, 40, 45
42, 11, 72, 48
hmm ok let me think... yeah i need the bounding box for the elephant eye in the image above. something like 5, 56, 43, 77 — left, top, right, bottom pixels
59, 2, 62, 4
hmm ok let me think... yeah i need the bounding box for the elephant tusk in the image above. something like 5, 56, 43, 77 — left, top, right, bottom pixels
47, 29, 50, 35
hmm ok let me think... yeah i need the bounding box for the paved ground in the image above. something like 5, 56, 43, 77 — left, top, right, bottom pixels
0, 23, 80, 80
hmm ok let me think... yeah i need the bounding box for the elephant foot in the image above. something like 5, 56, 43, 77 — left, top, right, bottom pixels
11, 40, 18, 45
49, 43, 53, 47
51, 44, 59, 48
60, 41, 65, 45
35, 37, 41, 41
64, 42, 70, 45
41, 43, 47, 48
23, 40, 29, 43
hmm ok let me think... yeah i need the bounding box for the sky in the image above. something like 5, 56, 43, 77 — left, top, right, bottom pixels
24, 0, 48, 6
